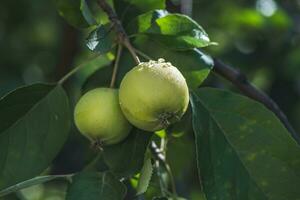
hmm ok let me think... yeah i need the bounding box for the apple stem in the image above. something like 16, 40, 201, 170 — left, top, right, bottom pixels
133, 48, 154, 61
123, 39, 140, 64
97, 0, 141, 65
110, 44, 123, 88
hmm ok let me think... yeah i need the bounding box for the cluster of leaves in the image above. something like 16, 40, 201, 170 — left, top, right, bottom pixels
1, 0, 300, 200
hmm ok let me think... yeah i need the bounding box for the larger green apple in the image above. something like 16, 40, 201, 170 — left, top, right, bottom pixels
119, 59, 189, 131
74, 88, 132, 145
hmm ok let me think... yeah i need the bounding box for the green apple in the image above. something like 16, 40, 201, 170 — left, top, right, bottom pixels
119, 59, 189, 131
74, 88, 132, 145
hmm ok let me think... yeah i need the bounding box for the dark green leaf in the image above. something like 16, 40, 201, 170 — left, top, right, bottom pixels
81, 64, 112, 93
133, 36, 213, 89
126, 9, 169, 34
83, 154, 109, 172
75, 54, 113, 89
103, 129, 153, 178
136, 153, 153, 195
114, 0, 166, 26
66, 172, 126, 200
129, 11, 214, 50
191, 87, 300, 200
86, 24, 116, 54
0, 84, 70, 190
166, 128, 195, 179
55, 0, 92, 28
0, 174, 72, 197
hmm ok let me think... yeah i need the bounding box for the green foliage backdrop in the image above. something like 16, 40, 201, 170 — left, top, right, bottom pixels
1, 0, 300, 199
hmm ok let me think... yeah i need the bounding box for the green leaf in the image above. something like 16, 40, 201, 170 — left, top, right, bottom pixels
83, 154, 109, 172
114, 0, 166, 26
166, 127, 195, 179
136, 154, 153, 195
191, 87, 300, 200
0, 84, 70, 190
133, 36, 213, 89
103, 129, 153, 178
81, 64, 112, 93
127, 9, 169, 34
129, 11, 214, 50
75, 54, 113, 88
86, 24, 117, 54
0, 174, 72, 197
66, 172, 126, 200
55, 0, 96, 28
80, 0, 97, 26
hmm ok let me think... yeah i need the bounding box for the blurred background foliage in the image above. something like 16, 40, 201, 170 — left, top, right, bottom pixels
1, 0, 300, 199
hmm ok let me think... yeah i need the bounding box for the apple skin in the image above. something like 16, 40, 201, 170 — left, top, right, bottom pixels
74, 88, 132, 145
119, 59, 189, 132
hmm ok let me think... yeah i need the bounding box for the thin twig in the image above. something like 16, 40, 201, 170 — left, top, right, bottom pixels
97, 0, 140, 64
161, 136, 178, 197
134, 48, 153, 61
58, 54, 100, 85
124, 39, 140, 64
110, 44, 123, 88
213, 59, 300, 144
155, 160, 167, 196
165, 163, 178, 197
150, 142, 178, 197
150, 142, 165, 163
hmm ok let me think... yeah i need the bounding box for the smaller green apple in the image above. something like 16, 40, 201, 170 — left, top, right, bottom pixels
74, 88, 132, 145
